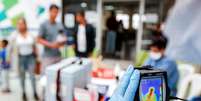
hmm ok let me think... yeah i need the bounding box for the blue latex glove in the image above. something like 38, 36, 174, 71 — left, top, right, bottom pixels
110, 65, 140, 101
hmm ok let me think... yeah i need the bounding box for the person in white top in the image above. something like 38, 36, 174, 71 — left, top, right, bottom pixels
74, 11, 96, 57
13, 18, 39, 101
77, 24, 87, 52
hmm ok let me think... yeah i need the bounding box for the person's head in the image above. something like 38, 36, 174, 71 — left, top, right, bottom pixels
149, 87, 155, 95
119, 20, 123, 24
156, 23, 161, 31
149, 37, 167, 60
111, 10, 116, 17
49, 4, 59, 22
75, 10, 85, 24
17, 18, 27, 33
1, 40, 8, 48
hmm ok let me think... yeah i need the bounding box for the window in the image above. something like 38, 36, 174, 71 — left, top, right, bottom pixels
132, 13, 158, 29
64, 13, 75, 28
116, 13, 129, 29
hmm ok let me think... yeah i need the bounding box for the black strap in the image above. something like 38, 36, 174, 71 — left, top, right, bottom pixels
56, 60, 77, 101
169, 96, 188, 101
56, 59, 83, 101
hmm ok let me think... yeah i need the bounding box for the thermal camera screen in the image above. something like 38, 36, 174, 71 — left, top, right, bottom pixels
139, 76, 164, 101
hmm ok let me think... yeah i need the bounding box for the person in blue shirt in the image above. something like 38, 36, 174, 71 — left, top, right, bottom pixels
190, 96, 201, 101
0, 39, 10, 93
144, 37, 179, 96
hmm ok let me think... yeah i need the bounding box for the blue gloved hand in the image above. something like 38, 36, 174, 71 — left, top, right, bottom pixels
109, 65, 140, 101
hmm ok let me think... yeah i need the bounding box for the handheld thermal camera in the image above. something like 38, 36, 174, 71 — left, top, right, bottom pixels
134, 65, 169, 101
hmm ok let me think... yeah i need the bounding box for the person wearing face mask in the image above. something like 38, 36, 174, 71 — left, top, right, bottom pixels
144, 37, 179, 96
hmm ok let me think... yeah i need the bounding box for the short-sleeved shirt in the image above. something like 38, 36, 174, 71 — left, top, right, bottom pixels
39, 20, 63, 57
0, 48, 9, 69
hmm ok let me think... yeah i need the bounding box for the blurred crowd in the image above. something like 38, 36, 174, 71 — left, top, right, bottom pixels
0, 4, 96, 101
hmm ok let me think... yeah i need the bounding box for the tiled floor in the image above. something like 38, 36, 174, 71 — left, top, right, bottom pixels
0, 72, 41, 101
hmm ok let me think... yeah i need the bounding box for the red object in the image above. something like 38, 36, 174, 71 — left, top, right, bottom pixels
74, 97, 78, 101
92, 68, 115, 79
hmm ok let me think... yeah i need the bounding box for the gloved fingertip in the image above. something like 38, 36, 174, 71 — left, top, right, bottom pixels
130, 70, 140, 80
127, 65, 134, 72
135, 69, 140, 75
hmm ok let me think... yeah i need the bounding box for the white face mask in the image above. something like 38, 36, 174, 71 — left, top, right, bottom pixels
150, 52, 162, 60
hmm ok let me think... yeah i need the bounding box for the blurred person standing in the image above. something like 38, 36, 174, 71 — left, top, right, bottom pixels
11, 18, 39, 101
38, 4, 64, 72
116, 20, 125, 53
144, 37, 179, 96
0, 40, 11, 93
73, 10, 96, 57
105, 11, 118, 56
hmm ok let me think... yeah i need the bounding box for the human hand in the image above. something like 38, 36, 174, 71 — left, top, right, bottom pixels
49, 42, 65, 49
109, 65, 140, 101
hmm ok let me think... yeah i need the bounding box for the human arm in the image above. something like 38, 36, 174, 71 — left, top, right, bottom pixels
37, 23, 64, 49
87, 25, 96, 56
32, 35, 39, 59
143, 58, 152, 66
37, 37, 62, 49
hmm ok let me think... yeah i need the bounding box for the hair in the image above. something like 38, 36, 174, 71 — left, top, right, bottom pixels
2, 40, 8, 47
150, 36, 168, 50
76, 10, 85, 17
49, 4, 59, 11
18, 17, 27, 25
111, 10, 115, 16
18, 17, 27, 30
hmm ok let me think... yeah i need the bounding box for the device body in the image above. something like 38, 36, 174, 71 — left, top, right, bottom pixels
134, 65, 169, 101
